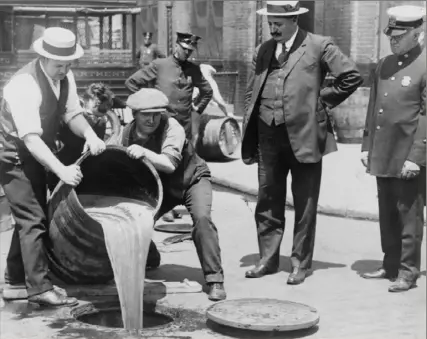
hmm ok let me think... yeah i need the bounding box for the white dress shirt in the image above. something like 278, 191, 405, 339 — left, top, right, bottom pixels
275, 28, 299, 60
2, 61, 82, 139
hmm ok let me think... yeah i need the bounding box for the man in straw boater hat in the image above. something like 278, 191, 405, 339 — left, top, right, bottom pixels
126, 31, 213, 223
136, 31, 166, 68
360, 5, 426, 292
242, 1, 363, 284
116, 88, 226, 301
0, 27, 106, 307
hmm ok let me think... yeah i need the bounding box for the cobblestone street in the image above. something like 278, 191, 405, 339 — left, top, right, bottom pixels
1, 187, 425, 339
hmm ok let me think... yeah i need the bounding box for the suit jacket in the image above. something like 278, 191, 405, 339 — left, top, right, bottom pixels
241, 29, 363, 165
362, 44, 426, 177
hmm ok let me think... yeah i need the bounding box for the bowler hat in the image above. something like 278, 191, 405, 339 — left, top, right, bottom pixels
126, 88, 177, 116
33, 27, 84, 61
176, 32, 201, 51
256, 1, 309, 16
384, 5, 426, 37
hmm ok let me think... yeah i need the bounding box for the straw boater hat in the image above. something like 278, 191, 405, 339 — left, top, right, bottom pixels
33, 27, 84, 61
384, 5, 426, 37
256, 1, 309, 16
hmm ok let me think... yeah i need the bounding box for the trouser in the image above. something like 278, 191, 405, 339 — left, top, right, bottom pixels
150, 177, 224, 283
0, 157, 53, 297
376, 168, 425, 280
255, 118, 322, 270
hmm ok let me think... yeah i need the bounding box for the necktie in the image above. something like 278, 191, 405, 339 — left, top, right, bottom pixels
278, 44, 289, 64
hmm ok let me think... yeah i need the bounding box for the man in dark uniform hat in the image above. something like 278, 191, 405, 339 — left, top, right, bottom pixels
136, 31, 166, 68
125, 32, 213, 142
125, 31, 213, 223
117, 88, 226, 301
361, 5, 426, 293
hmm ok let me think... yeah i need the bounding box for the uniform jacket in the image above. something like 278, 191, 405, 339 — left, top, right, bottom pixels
242, 29, 363, 164
362, 44, 426, 177
125, 56, 213, 136
136, 43, 165, 67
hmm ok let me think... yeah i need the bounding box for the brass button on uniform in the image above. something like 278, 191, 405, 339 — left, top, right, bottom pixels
398, 61, 403, 66
376, 126, 381, 130
379, 109, 384, 113
384, 93, 388, 96
390, 77, 395, 80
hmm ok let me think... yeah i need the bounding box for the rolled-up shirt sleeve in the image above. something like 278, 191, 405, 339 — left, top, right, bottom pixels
161, 117, 185, 168
2, 74, 43, 138
63, 70, 83, 123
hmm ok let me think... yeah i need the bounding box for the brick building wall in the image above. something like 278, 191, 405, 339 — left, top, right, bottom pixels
137, 0, 425, 119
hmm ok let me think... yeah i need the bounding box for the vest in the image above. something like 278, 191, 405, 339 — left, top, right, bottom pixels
0, 59, 69, 164
121, 116, 210, 201
259, 56, 286, 126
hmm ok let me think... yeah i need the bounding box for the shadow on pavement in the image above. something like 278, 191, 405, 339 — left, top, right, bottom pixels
206, 320, 319, 339
350, 259, 382, 276
239, 253, 346, 273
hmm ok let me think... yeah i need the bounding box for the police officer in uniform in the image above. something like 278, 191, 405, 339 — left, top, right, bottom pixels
126, 32, 213, 142
136, 32, 166, 68
361, 5, 426, 293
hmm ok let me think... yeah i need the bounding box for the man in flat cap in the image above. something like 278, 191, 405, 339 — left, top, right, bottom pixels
125, 31, 213, 222
0, 27, 105, 307
116, 88, 226, 301
136, 31, 165, 68
242, 1, 363, 285
361, 5, 426, 292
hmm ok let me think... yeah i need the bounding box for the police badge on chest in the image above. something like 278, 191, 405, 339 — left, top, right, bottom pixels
401, 76, 411, 87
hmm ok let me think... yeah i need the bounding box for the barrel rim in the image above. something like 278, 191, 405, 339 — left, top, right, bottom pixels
50, 145, 164, 222
215, 116, 241, 157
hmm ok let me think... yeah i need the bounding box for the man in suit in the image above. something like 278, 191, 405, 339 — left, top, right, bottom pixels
242, 1, 363, 285
136, 32, 166, 68
360, 5, 426, 293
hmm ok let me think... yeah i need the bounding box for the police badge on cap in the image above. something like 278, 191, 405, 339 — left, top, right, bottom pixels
176, 32, 201, 51
384, 5, 426, 37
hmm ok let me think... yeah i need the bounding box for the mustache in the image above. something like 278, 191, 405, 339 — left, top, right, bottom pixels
271, 33, 281, 37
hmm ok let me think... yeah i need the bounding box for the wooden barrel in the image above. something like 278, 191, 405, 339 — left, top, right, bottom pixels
46, 145, 163, 285
0, 186, 13, 233
196, 114, 241, 161
330, 87, 369, 144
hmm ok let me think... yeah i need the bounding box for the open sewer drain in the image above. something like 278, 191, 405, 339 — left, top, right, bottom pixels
75, 307, 174, 329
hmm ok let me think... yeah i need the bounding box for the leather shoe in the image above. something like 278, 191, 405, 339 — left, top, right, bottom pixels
28, 289, 78, 307
2, 284, 67, 301
172, 209, 182, 219
388, 277, 416, 293
361, 268, 397, 281
207, 283, 226, 301
245, 264, 278, 278
287, 267, 308, 285
162, 211, 175, 223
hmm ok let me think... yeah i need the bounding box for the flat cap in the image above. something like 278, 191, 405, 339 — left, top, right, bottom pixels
127, 88, 171, 113
384, 5, 426, 36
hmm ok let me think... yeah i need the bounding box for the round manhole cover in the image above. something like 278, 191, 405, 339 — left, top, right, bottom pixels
206, 298, 319, 332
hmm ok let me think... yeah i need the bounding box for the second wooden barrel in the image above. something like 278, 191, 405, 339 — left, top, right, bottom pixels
47, 146, 163, 285
196, 114, 241, 161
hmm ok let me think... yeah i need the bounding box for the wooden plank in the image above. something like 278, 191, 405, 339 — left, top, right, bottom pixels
0, 279, 202, 300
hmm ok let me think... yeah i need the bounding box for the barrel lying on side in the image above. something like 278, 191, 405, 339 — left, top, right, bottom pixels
47, 146, 163, 285
196, 114, 241, 161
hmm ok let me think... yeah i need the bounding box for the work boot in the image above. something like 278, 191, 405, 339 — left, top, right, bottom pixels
28, 289, 78, 307
172, 209, 182, 219
2, 284, 67, 301
207, 283, 226, 301
388, 272, 416, 293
